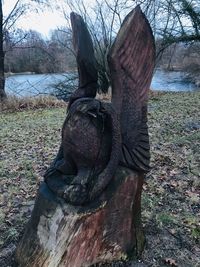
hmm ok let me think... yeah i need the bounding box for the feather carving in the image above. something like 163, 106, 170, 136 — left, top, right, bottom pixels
108, 6, 155, 171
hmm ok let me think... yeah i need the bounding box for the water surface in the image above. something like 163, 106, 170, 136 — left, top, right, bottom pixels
151, 70, 197, 92
5, 70, 198, 97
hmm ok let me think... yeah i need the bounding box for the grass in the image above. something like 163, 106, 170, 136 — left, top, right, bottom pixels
142, 91, 200, 267
0, 95, 66, 113
0, 104, 67, 258
0, 91, 199, 266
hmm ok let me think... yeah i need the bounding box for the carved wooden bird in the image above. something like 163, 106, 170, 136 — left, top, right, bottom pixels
44, 6, 155, 205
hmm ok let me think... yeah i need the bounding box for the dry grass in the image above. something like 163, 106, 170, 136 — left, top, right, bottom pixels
0, 95, 67, 113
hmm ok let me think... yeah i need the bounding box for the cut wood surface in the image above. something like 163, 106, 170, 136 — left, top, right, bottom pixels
15, 167, 144, 267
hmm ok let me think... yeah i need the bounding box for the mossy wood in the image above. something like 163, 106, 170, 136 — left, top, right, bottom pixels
15, 5, 155, 267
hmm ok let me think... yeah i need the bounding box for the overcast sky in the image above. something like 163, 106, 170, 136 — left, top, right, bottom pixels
3, 0, 68, 37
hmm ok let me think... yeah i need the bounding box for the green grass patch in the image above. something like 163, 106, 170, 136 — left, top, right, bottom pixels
156, 212, 175, 226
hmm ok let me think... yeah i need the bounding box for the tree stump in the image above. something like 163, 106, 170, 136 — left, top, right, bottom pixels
15, 5, 155, 267
15, 167, 145, 267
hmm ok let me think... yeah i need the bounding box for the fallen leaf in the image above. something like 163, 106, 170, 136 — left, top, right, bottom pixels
164, 258, 178, 266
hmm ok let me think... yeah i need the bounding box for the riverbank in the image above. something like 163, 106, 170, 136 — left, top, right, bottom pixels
5, 70, 77, 78
157, 66, 200, 89
0, 91, 199, 267
186, 72, 200, 87
5, 72, 36, 78
0, 95, 66, 113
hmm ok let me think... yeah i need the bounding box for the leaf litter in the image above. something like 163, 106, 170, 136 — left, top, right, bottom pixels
0, 91, 199, 266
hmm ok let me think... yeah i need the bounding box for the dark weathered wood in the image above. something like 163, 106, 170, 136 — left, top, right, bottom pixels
44, 12, 122, 206
15, 5, 155, 267
68, 12, 98, 109
109, 5, 155, 172
15, 167, 144, 267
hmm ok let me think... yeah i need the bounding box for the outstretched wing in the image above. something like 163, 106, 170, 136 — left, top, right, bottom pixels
69, 13, 98, 107
108, 6, 155, 172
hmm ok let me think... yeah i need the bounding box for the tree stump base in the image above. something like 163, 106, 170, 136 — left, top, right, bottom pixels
15, 167, 145, 267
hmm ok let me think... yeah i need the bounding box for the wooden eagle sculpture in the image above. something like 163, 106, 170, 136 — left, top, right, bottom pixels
44, 6, 155, 205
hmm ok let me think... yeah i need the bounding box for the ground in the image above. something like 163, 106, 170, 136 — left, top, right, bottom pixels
0, 91, 199, 267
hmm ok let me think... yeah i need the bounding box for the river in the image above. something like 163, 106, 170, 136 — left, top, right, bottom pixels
5, 70, 199, 97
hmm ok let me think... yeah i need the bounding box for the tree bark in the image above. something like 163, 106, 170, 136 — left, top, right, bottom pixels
0, 0, 6, 102
15, 167, 145, 267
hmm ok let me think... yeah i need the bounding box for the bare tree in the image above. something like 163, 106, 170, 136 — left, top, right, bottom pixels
61, 0, 199, 93
50, 27, 76, 70
0, 0, 6, 100
63, 0, 132, 93
144, 0, 200, 59
0, 0, 49, 102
